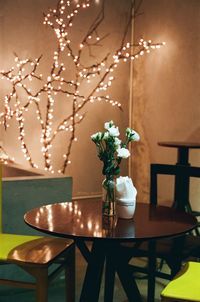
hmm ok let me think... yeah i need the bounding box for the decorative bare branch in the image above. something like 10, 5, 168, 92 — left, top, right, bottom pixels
0, 0, 165, 174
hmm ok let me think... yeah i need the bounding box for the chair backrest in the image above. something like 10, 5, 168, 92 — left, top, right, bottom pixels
150, 163, 175, 206
150, 162, 200, 210
2, 163, 72, 235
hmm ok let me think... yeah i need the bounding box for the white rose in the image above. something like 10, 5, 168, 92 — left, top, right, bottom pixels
108, 126, 120, 137
132, 130, 140, 141
126, 128, 140, 142
104, 120, 114, 130
91, 132, 102, 142
102, 131, 109, 140
114, 137, 121, 146
117, 147, 130, 158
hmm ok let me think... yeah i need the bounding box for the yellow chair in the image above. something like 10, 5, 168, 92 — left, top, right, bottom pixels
161, 261, 200, 301
0, 165, 75, 302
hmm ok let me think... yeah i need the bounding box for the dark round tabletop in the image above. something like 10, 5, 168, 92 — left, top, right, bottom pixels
158, 141, 200, 149
24, 200, 197, 242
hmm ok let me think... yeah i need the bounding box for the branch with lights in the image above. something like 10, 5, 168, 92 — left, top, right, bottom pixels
0, 0, 165, 174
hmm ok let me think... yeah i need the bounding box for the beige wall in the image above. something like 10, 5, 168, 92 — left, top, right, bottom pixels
0, 0, 130, 197
131, 0, 200, 210
1, 0, 200, 207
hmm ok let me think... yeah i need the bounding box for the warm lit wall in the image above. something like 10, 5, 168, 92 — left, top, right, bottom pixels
0, 0, 130, 198
2, 0, 199, 206
131, 0, 200, 210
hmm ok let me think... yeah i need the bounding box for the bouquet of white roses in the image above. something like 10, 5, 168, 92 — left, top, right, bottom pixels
91, 120, 140, 215
91, 120, 140, 179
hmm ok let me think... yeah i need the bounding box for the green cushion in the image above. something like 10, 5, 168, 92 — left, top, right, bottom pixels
0, 233, 42, 260
161, 261, 200, 301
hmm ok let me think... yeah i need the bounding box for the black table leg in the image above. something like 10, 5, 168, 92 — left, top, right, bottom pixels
174, 168, 191, 212
147, 240, 156, 302
77, 240, 143, 302
104, 253, 115, 302
79, 241, 106, 302
174, 147, 193, 212
116, 264, 142, 302
110, 243, 143, 302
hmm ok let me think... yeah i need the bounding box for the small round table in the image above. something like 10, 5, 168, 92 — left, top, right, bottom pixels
158, 141, 200, 213
158, 141, 200, 166
24, 200, 197, 302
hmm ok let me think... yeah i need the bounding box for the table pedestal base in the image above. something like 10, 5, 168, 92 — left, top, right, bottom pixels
76, 240, 145, 302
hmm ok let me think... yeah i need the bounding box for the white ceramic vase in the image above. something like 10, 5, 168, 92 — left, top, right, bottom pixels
116, 198, 136, 219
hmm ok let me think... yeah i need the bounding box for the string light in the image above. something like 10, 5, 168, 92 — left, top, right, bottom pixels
0, 0, 165, 173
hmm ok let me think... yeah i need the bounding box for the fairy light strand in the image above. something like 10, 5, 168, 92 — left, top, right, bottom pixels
0, 0, 165, 173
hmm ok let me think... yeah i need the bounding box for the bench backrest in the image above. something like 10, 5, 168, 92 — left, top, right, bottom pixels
1, 164, 72, 235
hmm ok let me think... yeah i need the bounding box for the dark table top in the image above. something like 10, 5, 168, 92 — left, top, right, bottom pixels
24, 200, 197, 242
158, 141, 200, 149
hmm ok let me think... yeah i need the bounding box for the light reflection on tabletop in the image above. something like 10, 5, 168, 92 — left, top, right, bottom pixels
27, 201, 134, 239
25, 200, 197, 241
32, 201, 105, 238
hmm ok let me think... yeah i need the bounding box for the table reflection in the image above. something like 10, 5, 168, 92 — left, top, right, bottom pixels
32, 201, 137, 238
27, 200, 197, 241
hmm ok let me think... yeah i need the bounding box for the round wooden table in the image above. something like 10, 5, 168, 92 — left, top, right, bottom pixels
158, 141, 200, 165
24, 200, 197, 302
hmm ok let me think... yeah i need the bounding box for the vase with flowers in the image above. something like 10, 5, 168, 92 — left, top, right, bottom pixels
91, 120, 140, 216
